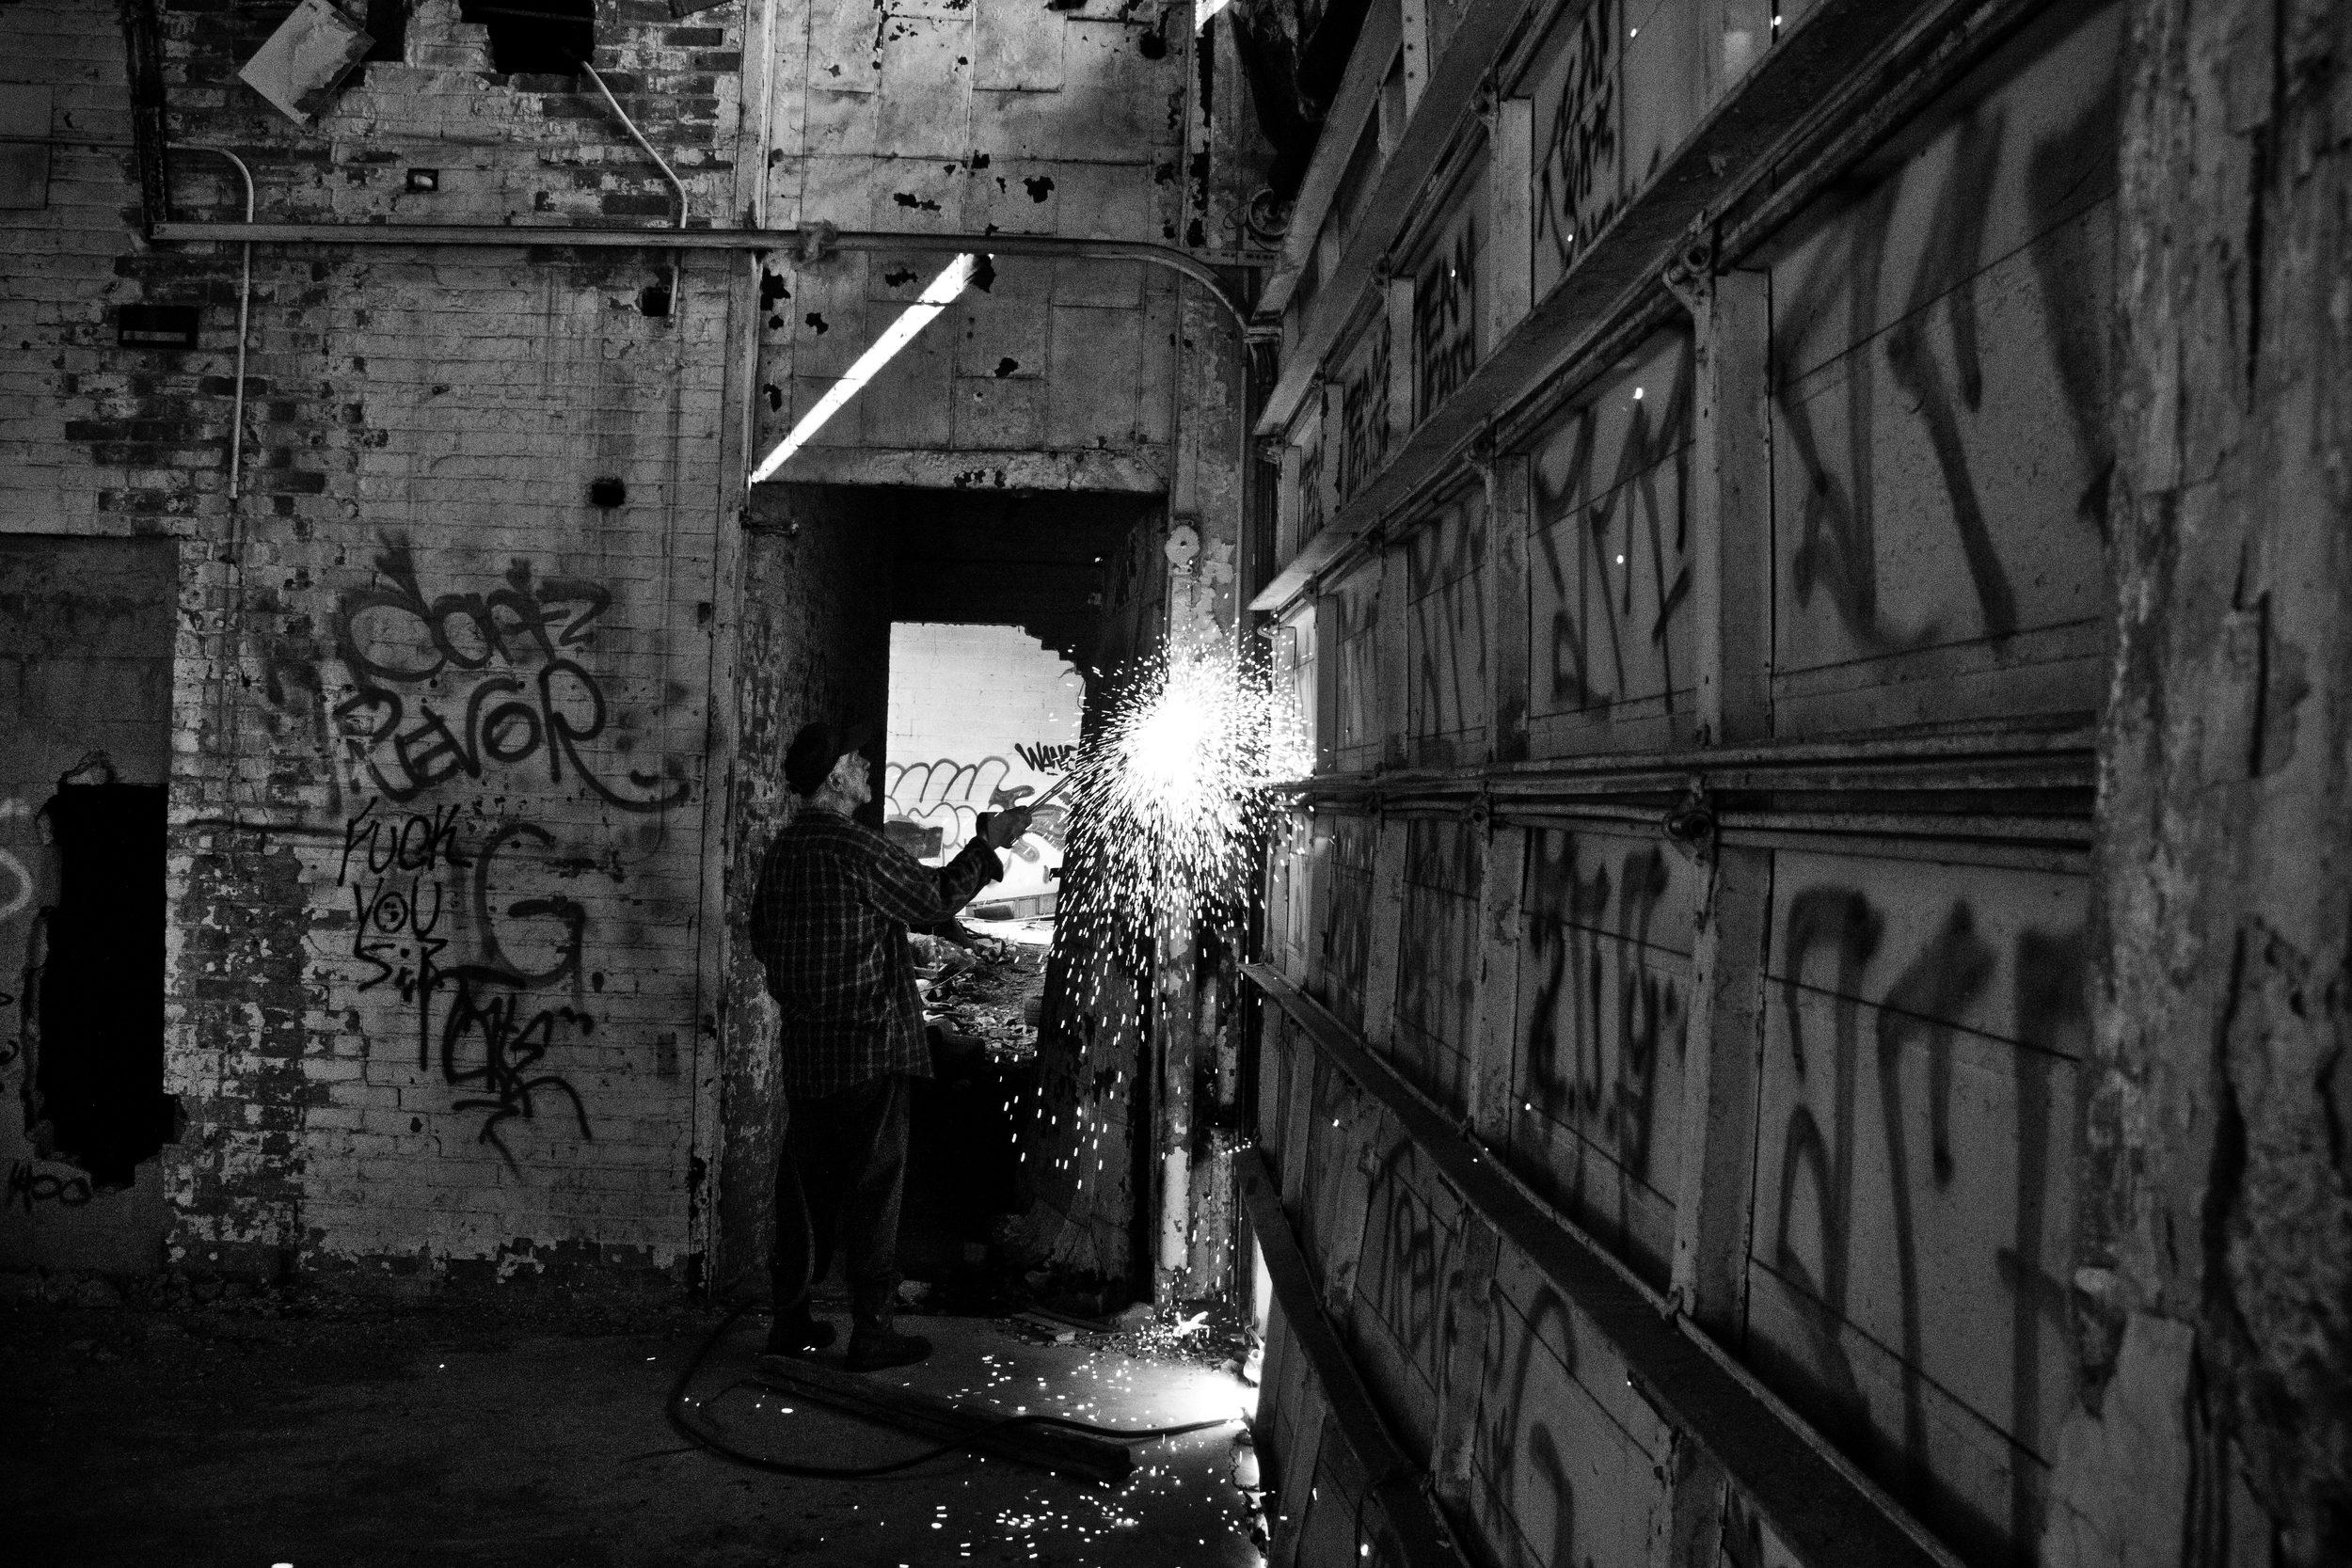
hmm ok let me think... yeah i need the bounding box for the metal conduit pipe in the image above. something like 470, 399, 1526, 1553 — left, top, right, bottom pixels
573, 58, 688, 315
146, 220, 1259, 335
164, 144, 254, 503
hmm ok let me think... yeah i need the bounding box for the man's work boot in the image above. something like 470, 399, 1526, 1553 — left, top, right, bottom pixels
845, 1324, 931, 1372
763, 1304, 838, 1359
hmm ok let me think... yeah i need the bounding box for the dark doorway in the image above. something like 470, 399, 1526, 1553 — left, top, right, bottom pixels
32, 770, 171, 1186
904, 1026, 1036, 1296
0, 535, 177, 1256
457, 0, 594, 77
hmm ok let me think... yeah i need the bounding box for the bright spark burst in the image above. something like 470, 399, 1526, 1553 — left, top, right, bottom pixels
1057, 646, 1305, 966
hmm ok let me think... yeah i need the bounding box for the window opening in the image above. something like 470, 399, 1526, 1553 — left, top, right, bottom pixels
361, 0, 408, 64
457, 0, 594, 77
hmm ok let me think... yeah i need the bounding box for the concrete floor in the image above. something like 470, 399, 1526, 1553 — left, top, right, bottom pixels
4, 1284, 1263, 1568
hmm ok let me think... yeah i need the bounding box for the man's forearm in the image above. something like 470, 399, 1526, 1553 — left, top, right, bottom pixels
935, 838, 1003, 910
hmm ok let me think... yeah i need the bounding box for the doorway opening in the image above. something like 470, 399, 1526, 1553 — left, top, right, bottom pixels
30, 764, 171, 1187
724, 483, 1164, 1309
457, 0, 594, 77
0, 534, 177, 1269
886, 621, 1082, 1301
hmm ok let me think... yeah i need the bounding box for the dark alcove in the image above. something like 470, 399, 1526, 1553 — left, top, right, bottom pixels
30, 780, 172, 1187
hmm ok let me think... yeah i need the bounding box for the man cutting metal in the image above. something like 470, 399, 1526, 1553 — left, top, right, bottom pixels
748, 719, 1034, 1371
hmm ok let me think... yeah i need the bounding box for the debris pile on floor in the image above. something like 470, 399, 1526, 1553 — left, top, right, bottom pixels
914, 921, 1050, 1059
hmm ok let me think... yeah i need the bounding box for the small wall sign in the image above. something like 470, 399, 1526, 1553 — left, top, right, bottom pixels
116, 305, 200, 350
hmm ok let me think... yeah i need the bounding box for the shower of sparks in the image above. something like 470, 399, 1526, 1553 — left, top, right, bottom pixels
1055, 646, 1305, 968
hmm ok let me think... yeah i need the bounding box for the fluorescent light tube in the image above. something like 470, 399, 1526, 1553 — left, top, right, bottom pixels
747, 251, 982, 484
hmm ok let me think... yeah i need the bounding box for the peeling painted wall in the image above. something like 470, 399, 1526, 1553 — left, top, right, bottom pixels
713, 484, 896, 1296
748, 0, 1192, 490
2074, 0, 2352, 1561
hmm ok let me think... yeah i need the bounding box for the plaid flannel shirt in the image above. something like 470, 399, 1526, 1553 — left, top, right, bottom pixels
747, 804, 1003, 1097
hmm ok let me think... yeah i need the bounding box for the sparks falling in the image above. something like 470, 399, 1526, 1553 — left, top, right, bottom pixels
1056, 646, 1306, 967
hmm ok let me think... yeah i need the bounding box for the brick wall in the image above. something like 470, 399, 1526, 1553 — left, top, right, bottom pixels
0, 0, 1242, 1294
1, 0, 746, 1283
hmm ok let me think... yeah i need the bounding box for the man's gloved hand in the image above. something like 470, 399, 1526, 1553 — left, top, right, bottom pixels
975, 807, 1035, 850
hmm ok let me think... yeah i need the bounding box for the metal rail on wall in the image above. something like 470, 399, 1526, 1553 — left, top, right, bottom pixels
147, 220, 1260, 337
1233, 1148, 1472, 1568
146, 218, 1272, 515
1240, 963, 1969, 1568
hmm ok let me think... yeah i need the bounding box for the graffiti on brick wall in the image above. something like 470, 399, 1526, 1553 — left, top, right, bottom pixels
1532, 0, 1623, 287
337, 798, 594, 1170
1011, 740, 1074, 772
330, 540, 689, 814
883, 755, 1067, 860
0, 796, 31, 927
0, 847, 28, 927
0, 800, 34, 1067
1764, 880, 2086, 1534
8, 1160, 94, 1212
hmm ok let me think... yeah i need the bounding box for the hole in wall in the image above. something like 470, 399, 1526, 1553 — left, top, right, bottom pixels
588, 476, 626, 508
27, 765, 173, 1189
359, 0, 408, 66
637, 283, 671, 318
457, 0, 595, 77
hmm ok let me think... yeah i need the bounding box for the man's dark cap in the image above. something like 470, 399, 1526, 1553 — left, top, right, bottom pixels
785, 720, 876, 797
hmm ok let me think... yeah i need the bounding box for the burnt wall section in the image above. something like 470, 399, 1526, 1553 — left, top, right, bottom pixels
713, 484, 895, 1297
0, 536, 179, 1272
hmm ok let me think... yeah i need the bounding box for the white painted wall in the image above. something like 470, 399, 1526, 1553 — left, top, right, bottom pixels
885, 623, 1082, 898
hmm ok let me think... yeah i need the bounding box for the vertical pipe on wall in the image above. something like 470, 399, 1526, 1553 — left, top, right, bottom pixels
578, 59, 688, 315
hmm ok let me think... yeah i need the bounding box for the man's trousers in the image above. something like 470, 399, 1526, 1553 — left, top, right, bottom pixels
770, 1071, 911, 1333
